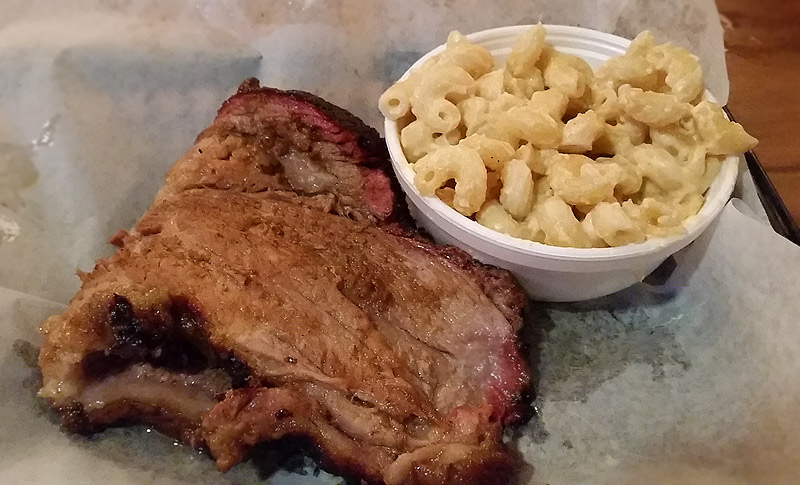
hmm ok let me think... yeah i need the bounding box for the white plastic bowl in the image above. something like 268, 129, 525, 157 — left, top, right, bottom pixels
384, 25, 738, 302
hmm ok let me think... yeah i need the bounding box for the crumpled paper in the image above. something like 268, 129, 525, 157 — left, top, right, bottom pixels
1, 1, 797, 483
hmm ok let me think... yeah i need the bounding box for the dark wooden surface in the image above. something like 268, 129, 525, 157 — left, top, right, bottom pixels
718, 0, 800, 225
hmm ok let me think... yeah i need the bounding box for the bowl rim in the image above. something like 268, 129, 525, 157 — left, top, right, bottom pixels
383, 24, 739, 263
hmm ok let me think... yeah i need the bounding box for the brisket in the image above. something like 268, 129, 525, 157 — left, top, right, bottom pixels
38, 80, 529, 485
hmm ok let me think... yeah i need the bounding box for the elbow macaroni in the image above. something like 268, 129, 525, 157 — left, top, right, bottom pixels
459, 134, 515, 171
500, 158, 535, 219
506, 24, 546, 78
560, 110, 604, 153
413, 145, 487, 216
381, 26, 758, 247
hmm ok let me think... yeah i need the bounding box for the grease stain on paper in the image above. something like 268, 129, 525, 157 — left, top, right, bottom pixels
11, 339, 53, 421
534, 288, 692, 404
0, 142, 38, 195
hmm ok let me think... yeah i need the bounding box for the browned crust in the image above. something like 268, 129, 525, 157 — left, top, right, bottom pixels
202, 387, 390, 483
218, 79, 414, 228
55, 400, 205, 447
202, 387, 517, 485
391, 231, 527, 333
405, 449, 516, 485
233, 79, 389, 166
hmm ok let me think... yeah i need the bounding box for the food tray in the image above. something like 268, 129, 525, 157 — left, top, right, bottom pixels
1, 2, 798, 484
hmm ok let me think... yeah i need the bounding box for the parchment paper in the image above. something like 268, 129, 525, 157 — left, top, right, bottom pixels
1, 1, 798, 483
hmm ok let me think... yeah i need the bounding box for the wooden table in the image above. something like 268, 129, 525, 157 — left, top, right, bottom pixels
717, 0, 800, 226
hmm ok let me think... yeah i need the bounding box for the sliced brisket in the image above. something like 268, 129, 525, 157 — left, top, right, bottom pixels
38, 80, 529, 485
157, 78, 409, 228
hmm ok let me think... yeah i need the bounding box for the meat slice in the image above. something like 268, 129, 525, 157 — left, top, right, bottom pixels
37, 81, 529, 485
156, 78, 409, 227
